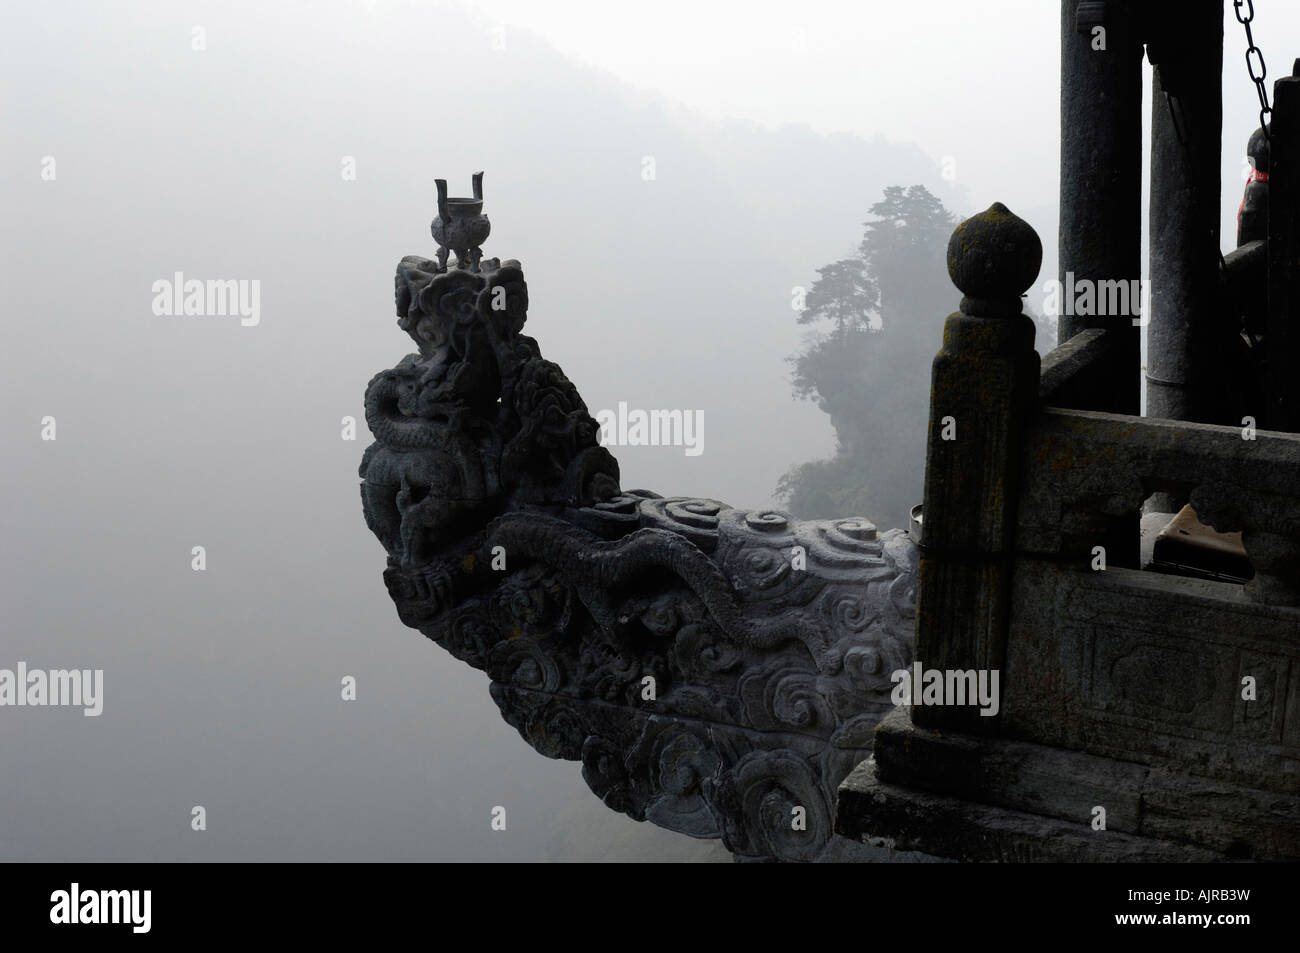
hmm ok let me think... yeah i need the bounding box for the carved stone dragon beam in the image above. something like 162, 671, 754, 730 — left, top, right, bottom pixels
358, 178, 920, 861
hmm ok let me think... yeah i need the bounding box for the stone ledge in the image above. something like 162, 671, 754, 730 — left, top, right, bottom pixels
863, 706, 1299, 860
835, 757, 1230, 862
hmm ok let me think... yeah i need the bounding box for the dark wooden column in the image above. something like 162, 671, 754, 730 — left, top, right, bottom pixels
1059, 0, 1142, 415
1268, 60, 1300, 432
1147, 2, 1223, 428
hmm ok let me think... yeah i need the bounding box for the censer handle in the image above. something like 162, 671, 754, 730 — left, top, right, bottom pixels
435, 179, 449, 221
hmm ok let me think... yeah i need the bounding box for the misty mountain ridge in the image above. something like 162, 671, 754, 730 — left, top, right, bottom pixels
2, 0, 996, 515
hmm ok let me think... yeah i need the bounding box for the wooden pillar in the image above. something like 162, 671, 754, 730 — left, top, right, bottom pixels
1059, 0, 1142, 415
913, 205, 1041, 735
1147, 2, 1223, 428
1268, 60, 1300, 432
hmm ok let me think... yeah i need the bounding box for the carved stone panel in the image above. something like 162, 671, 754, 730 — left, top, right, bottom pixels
1003, 558, 1300, 795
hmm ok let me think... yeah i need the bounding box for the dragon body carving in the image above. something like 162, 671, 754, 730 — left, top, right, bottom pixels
360, 231, 920, 861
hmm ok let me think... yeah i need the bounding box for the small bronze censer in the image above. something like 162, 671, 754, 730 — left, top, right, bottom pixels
431, 171, 491, 273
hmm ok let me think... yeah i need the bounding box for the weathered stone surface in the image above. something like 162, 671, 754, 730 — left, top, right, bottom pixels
836, 757, 1231, 863
838, 172, 1298, 858
872, 706, 1145, 833
360, 218, 921, 860
946, 202, 1042, 309
1037, 327, 1117, 406
1059, 0, 1143, 417
861, 705, 1299, 860
1003, 559, 1300, 799
1016, 406, 1300, 603
1147, 5, 1223, 430
915, 204, 1041, 734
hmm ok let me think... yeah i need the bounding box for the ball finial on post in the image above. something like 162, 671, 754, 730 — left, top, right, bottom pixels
946, 202, 1042, 314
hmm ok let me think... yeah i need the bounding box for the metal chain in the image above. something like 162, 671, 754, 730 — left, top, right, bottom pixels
1231, 0, 1272, 352
1234, 0, 1272, 140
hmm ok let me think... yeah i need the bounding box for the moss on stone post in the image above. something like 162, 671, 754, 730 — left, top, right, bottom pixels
912, 204, 1041, 735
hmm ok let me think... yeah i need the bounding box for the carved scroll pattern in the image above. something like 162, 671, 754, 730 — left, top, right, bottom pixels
360, 253, 918, 860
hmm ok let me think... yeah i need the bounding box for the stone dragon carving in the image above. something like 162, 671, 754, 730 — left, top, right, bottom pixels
359, 189, 920, 861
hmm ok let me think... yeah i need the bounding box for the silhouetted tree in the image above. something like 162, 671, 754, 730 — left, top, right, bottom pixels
779, 185, 956, 530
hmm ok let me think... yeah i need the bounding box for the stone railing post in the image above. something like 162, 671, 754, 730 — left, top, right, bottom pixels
912, 204, 1041, 735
